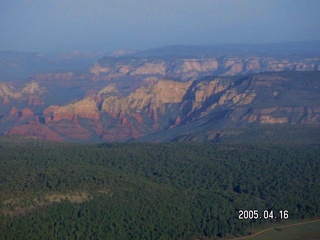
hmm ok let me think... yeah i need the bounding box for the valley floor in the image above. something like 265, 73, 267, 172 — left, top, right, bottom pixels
228, 218, 320, 240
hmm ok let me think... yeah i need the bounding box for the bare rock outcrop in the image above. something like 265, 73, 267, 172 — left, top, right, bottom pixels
44, 97, 100, 122
101, 79, 192, 119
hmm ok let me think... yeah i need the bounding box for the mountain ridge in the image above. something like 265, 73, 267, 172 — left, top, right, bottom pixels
1, 71, 320, 142
1, 42, 320, 142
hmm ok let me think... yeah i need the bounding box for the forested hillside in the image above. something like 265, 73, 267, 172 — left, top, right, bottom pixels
0, 139, 319, 239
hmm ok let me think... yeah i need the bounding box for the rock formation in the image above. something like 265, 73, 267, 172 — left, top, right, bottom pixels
1, 45, 320, 142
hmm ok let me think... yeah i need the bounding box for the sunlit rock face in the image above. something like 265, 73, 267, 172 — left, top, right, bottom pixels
1, 45, 320, 142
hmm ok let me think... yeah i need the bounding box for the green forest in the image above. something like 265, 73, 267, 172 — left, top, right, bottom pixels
0, 138, 319, 239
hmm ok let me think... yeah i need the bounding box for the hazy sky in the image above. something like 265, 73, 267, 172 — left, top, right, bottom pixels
1, 0, 320, 53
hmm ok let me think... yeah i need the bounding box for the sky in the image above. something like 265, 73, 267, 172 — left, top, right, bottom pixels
1, 0, 320, 54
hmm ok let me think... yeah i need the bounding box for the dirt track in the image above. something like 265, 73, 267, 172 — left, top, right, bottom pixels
229, 218, 320, 240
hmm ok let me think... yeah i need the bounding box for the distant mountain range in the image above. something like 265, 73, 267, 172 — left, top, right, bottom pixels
1, 42, 320, 142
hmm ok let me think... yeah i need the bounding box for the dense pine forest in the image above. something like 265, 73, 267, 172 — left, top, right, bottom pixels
0, 138, 319, 239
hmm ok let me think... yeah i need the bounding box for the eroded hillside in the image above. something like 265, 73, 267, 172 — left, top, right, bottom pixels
2, 71, 320, 142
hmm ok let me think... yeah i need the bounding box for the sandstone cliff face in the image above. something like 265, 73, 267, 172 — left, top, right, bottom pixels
21, 81, 46, 94
101, 80, 192, 131
2, 44, 320, 142
2, 66, 320, 142
88, 57, 320, 82
90, 63, 110, 75
218, 89, 256, 105
98, 84, 119, 95
174, 72, 320, 130
15, 72, 320, 141
176, 76, 257, 125
22, 81, 47, 105
0, 82, 22, 101
190, 78, 231, 111
44, 97, 100, 122
98, 80, 193, 140
131, 62, 166, 75
224, 59, 244, 75
246, 58, 261, 72
26, 55, 319, 104
8, 107, 34, 120
36, 97, 102, 141
174, 59, 219, 73
102, 80, 191, 112
0, 81, 46, 106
